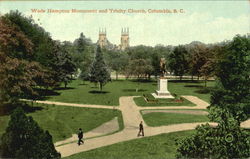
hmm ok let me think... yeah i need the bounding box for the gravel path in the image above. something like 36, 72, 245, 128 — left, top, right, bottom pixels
54, 117, 119, 147
27, 96, 249, 157
56, 122, 217, 157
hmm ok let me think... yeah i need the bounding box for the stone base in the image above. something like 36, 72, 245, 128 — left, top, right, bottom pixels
155, 90, 171, 96
152, 92, 174, 99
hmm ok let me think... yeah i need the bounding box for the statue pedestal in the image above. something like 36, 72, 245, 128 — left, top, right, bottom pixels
152, 78, 174, 99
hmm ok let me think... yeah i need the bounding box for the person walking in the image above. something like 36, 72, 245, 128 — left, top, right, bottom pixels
137, 121, 144, 137
78, 128, 84, 145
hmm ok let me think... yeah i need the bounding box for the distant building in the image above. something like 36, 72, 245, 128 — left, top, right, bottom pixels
119, 28, 130, 51
96, 28, 130, 51
97, 28, 108, 49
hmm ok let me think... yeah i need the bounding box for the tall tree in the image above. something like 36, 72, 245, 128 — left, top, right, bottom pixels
76, 33, 87, 53
3, 11, 62, 88
152, 45, 172, 78
199, 59, 214, 87
73, 33, 94, 80
104, 50, 129, 80
0, 107, 61, 158
56, 42, 77, 88
187, 43, 208, 80
125, 58, 153, 79
168, 45, 189, 80
210, 35, 250, 122
89, 46, 110, 91
0, 17, 43, 103
176, 35, 250, 158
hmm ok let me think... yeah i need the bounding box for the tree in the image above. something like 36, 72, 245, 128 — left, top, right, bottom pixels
56, 42, 76, 88
176, 35, 250, 158
0, 107, 61, 158
76, 33, 88, 53
89, 45, 110, 91
125, 58, 153, 79
73, 33, 94, 81
3, 11, 54, 65
104, 50, 129, 80
199, 44, 222, 86
210, 35, 250, 123
127, 45, 153, 60
79, 69, 89, 84
187, 43, 208, 80
168, 45, 189, 80
0, 16, 44, 103
152, 45, 172, 78
0, 57, 45, 103
3, 11, 64, 88
176, 113, 250, 158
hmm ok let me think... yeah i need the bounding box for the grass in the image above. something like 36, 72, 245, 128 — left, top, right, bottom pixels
142, 112, 209, 127
168, 80, 214, 103
36, 79, 214, 106
134, 96, 196, 107
64, 130, 195, 159
41, 80, 156, 106
0, 103, 124, 142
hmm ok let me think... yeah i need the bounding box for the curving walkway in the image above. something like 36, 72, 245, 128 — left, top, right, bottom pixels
55, 117, 120, 147
56, 122, 217, 157
21, 99, 118, 110
28, 96, 250, 157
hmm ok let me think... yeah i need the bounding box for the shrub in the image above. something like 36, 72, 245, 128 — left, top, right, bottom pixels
0, 107, 61, 158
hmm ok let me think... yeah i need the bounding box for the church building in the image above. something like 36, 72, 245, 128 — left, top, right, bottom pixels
97, 28, 130, 51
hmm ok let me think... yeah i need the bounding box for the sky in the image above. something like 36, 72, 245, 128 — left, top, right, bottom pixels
0, 1, 249, 46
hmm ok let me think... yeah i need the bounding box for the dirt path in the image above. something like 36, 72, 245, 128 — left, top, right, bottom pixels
28, 96, 249, 157
119, 96, 146, 128
55, 96, 212, 157
56, 122, 217, 157
55, 117, 119, 147
21, 99, 118, 110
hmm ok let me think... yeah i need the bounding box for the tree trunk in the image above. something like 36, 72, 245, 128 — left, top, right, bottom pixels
180, 76, 182, 81
204, 78, 207, 87
191, 75, 194, 81
116, 71, 118, 80
148, 74, 151, 79
64, 82, 67, 88
99, 82, 103, 91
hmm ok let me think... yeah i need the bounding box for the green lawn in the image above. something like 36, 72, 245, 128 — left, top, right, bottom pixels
42, 80, 156, 106
134, 97, 196, 107
64, 130, 195, 159
142, 112, 209, 127
0, 103, 124, 142
168, 80, 214, 103
38, 79, 214, 106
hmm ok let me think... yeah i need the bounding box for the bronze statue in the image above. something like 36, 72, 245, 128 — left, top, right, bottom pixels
160, 58, 166, 77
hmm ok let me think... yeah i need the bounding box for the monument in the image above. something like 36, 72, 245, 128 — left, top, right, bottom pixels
152, 58, 174, 99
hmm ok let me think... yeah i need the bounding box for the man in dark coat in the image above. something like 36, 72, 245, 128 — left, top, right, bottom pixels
137, 121, 144, 137
78, 128, 84, 145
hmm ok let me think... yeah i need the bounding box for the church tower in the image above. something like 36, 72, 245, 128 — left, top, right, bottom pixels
120, 28, 129, 50
98, 28, 107, 48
